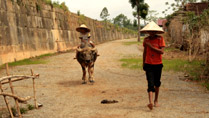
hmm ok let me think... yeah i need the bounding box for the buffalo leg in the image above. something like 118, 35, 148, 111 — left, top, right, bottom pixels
81, 65, 87, 84
88, 63, 95, 83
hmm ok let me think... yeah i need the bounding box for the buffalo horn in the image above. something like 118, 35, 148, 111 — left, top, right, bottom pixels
76, 48, 83, 52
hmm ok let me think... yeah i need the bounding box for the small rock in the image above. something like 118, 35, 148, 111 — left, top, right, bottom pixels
101, 99, 118, 104
38, 103, 43, 107
184, 74, 189, 77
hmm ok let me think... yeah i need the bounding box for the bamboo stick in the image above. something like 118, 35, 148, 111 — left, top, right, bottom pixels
1, 74, 39, 85
0, 74, 39, 83
31, 69, 38, 109
0, 83, 14, 118
0, 92, 31, 103
6, 63, 22, 118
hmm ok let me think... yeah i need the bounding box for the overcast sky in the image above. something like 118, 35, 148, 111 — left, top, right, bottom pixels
52, 0, 175, 22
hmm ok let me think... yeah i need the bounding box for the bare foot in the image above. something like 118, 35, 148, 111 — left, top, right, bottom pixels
154, 101, 160, 107
147, 104, 153, 110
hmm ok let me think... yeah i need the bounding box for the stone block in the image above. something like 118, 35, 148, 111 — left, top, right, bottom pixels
20, 5, 27, 14
0, 10, 8, 26
25, 5, 36, 16
42, 18, 53, 29
0, 0, 7, 10
6, 0, 14, 12
16, 13, 27, 27
13, 3, 21, 13
41, 10, 52, 18
0, 26, 11, 45
27, 16, 36, 28
7, 12, 16, 26
34, 16, 43, 28
42, 4, 52, 11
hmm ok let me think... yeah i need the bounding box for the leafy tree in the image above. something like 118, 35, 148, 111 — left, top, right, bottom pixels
146, 10, 159, 23
162, 0, 205, 16
113, 14, 137, 30
77, 10, 80, 16
133, 19, 138, 27
113, 14, 128, 27
100, 7, 110, 21
124, 19, 131, 28
129, 0, 149, 42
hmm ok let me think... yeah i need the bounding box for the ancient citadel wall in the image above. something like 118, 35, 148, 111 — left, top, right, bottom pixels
0, 0, 136, 65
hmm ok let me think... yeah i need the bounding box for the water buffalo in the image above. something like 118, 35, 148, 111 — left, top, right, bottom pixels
76, 42, 98, 84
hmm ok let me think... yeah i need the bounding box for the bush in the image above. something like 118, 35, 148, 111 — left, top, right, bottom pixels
52, 1, 69, 11
27, 104, 35, 110
42, 0, 52, 5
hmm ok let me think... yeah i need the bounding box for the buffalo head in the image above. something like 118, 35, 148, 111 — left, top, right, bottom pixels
76, 47, 97, 63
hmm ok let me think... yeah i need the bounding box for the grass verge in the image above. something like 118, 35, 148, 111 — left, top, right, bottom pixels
120, 56, 207, 89
0, 53, 54, 71
120, 57, 143, 69
10, 104, 35, 116
123, 37, 144, 46
120, 56, 204, 75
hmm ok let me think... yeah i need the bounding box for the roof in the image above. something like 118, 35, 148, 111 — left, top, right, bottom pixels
184, 2, 209, 15
157, 19, 167, 26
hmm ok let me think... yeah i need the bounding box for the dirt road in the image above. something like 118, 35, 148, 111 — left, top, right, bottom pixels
1, 38, 209, 118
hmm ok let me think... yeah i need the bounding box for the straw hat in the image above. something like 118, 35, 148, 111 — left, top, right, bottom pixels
140, 21, 164, 34
76, 24, 90, 33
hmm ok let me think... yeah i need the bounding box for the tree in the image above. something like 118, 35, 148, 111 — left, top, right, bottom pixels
133, 19, 138, 28
146, 10, 159, 23
129, 0, 149, 42
162, 0, 203, 16
100, 7, 110, 22
139, 3, 149, 25
77, 10, 80, 16
113, 14, 128, 27
113, 14, 137, 30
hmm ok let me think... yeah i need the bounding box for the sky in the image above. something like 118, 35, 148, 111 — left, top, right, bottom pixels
52, 0, 175, 22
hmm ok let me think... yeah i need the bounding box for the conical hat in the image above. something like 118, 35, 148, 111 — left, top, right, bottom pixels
140, 21, 164, 34
76, 24, 90, 32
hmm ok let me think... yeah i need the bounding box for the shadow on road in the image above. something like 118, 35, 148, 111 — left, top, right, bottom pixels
57, 80, 82, 87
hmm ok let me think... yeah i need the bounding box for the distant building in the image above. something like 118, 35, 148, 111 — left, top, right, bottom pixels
157, 19, 167, 32
184, 2, 209, 15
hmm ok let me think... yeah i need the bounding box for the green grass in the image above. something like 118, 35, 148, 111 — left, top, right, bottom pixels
120, 57, 143, 69
10, 104, 35, 116
123, 37, 144, 46
0, 53, 54, 71
27, 104, 35, 110
123, 41, 140, 46
202, 83, 209, 90
20, 107, 28, 114
120, 56, 204, 79
8, 58, 47, 67
164, 47, 179, 52
162, 59, 203, 72
120, 55, 208, 89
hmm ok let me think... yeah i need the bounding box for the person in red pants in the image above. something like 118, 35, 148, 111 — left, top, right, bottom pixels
141, 21, 165, 110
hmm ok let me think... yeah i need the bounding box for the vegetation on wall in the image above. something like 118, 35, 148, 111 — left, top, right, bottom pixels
78, 14, 87, 25
184, 8, 209, 32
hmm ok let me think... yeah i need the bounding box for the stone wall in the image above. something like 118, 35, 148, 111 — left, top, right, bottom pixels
168, 15, 209, 52
185, 2, 209, 15
167, 16, 183, 45
0, 0, 136, 65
